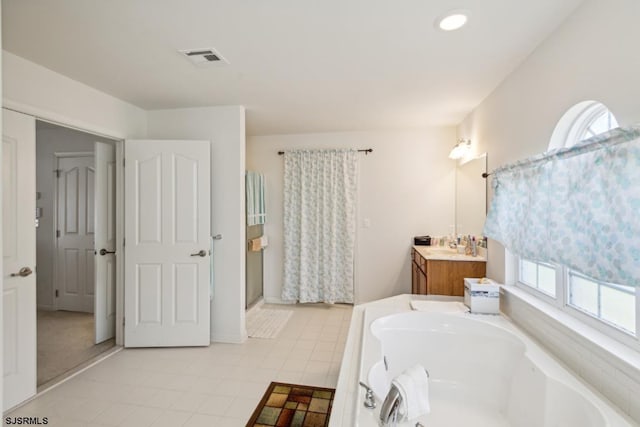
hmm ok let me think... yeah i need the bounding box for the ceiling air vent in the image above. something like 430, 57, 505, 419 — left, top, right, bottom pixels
179, 48, 228, 66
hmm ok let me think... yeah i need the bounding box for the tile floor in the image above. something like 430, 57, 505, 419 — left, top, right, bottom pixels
6, 303, 352, 427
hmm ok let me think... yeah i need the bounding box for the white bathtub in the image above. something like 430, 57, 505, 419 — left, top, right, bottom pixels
330, 296, 635, 427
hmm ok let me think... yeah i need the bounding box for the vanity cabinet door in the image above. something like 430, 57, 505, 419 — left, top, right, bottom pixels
418, 266, 427, 294
426, 260, 486, 296
426, 260, 455, 295
411, 251, 428, 294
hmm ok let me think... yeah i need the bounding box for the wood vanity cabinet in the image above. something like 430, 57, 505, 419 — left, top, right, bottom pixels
411, 248, 486, 296
412, 258, 427, 294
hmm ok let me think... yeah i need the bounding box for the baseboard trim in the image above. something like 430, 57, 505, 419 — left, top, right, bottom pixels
264, 297, 296, 305
210, 331, 248, 344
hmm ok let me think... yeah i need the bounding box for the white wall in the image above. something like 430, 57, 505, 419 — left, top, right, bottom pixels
35, 123, 115, 310
457, 0, 640, 283
247, 129, 456, 304
3, 51, 148, 349
3, 52, 248, 345
3, 51, 146, 140
147, 106, 247, 343
457, 0, 640, 421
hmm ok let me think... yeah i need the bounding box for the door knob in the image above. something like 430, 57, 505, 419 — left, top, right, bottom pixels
190, 250, 207, 257
99, 249, 116, 256
10, 267, 33, 277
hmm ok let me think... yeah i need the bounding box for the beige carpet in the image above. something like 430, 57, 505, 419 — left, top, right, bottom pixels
37, 310, 114, 385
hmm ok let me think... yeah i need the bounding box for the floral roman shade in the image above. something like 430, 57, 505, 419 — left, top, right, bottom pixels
282, 149, 358, 303
483, 125, 640, 287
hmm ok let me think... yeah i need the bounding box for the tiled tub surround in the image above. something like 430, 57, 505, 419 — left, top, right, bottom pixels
331, 295, 636, 426
501, 286, 640, 424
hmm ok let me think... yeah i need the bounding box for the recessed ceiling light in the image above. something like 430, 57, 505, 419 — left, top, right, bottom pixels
436, 10, 470, 31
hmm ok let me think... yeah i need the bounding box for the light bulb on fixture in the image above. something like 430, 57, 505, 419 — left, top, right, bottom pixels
449, 139, 471, 159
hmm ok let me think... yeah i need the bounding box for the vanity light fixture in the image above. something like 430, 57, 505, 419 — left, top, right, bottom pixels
436, 10, 470, 31
449, 139, 471, 159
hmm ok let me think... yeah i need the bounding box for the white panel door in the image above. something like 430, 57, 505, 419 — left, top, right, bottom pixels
2, 109, 36, 410
56, 155, 95, 313
94, 142, 116, 344
124, 140, 210, 347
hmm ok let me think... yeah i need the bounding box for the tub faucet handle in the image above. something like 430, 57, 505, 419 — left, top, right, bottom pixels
358, 382, 376, 409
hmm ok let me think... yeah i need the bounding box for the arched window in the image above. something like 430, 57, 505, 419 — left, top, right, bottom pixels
518, 102, 636, 336
548, 100, 619, 150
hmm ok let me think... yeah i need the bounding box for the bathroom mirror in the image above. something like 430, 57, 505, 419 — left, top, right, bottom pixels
455, 153, 487, 237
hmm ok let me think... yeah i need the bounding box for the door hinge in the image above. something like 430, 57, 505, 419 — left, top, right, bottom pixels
123, 317, 126, 326
55, 289, 59, 298
123, 158, 125, 167
123, 238, 125, 247
56, 230, 61, 238
55, 169, 61, 178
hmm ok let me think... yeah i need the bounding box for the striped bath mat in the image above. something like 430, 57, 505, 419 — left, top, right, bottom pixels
246, 308, 293, 339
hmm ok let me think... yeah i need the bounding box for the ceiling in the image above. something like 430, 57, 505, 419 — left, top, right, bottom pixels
2, 0, 584, 136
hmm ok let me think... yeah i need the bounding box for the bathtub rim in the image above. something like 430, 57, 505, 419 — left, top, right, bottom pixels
329, 294, 636, 427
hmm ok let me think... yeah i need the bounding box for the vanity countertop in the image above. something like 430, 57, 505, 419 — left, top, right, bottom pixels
413, 245, 487, 262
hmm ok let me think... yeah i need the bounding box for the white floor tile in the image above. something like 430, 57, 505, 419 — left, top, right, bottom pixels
144, 388, 184, 408
259, 356, 286, 370
191, 376, 225, 394
314, 341, 337, 353
183, 413, 224, 427
49, 396, 110, 423
216, 417, 249, 427
7, 304, 353, 427
286, 347, 313, 361
282, 358, 308, 373
92, 402, 138, 426
305, 361, 331, 375
119, 406, 163, 427
225, 396, 261, 417
274, 370, 304, 384
170, 391, 210, 412
293, 340, 317, 350
310, 350, 334, 362
149, 409, 192, 427
196, 394, 235, 416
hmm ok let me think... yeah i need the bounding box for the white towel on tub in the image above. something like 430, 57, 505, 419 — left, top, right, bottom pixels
392, 364, 431, 420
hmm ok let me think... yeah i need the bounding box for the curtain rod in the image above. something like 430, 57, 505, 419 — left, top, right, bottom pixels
278, 148, 373, 155
481, 126, 640, 179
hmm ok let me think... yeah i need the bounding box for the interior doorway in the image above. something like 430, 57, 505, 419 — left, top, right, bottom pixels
35, 121, 117, 386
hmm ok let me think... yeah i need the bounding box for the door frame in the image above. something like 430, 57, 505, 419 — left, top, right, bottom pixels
4, 103, 126, 347
51, 151, 95, 312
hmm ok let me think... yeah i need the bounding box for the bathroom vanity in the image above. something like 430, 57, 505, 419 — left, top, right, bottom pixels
411, 246, 486, 296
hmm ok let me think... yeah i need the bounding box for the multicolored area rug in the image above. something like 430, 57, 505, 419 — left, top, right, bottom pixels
246, 382, 335, 427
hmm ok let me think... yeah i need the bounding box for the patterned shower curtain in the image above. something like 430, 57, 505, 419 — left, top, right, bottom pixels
282, 149, 358, 303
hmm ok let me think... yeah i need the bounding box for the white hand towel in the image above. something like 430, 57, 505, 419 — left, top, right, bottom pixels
391, 364, 430, 420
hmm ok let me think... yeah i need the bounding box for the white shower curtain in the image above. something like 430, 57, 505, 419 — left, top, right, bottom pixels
282, 149, 358, 303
